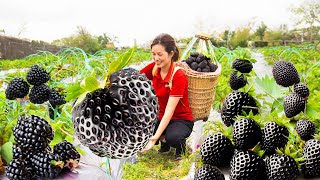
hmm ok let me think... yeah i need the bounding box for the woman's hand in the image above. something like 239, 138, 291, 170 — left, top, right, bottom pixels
142, 136, 158, 152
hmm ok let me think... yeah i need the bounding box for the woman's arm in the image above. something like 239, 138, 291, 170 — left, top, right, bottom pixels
153, 96, 180, 139
142, 96, 180, 151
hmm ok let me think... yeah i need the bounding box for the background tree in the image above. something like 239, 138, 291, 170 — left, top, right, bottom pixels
230, 26, 251, 48
254, 22, 268, 40
52, 26, 100, 53
290, 0, 320, 41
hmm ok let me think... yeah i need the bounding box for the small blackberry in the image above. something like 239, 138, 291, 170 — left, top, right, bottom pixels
221, 91, 258, 127
53, 140, 81, 169
49, 89, 66, 107
194, 164, 225, 180
26, 65, 50, 85
229, 71, 247, 90
5, 78, 30, 100
295, 119, 315, 141
232, 59, 253, 73
5, 159, 34, 180
284, 93, 306, 118
29, 84, 50, 104
30, 151, 64, 179
13, 115, 54, 150
294, 83, 309, 98
200, 133, 234, 167
272, 60, 300, 87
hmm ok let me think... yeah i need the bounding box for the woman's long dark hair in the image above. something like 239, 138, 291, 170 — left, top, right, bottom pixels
151, 33, 180, 62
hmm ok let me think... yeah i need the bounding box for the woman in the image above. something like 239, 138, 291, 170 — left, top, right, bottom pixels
140, 33, 194, 160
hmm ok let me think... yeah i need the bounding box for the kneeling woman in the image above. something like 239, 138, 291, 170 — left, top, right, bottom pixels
140, 33, 194, 160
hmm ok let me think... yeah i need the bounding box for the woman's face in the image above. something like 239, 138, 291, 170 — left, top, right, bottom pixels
152, 44, 173, 68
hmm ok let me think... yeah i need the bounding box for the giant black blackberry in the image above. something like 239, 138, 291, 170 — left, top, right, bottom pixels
221, 91, 258, 127
30, 151, 64, 179
200, 133, 234, 167
53, 140, 80, 169
13, 115, 54, 151
29, 84, 51, 104
26, 65, 50, 85
232, 118, 262, 150
5, 78, 30, 100
232, 59, 253, 73
265, 154, 299, 180
5, 159, 34, 180
72, 68, 158, 159
272, 60, 300, 87
230, 150, 266, 179
301, 139, 320, 178
194, 164, 225, 180
261, 121, 289, 155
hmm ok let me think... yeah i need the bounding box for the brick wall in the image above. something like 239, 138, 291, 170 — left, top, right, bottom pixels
0, 35, 62, 60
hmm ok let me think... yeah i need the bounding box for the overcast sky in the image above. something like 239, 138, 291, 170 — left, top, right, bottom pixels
0, 0, 302, 46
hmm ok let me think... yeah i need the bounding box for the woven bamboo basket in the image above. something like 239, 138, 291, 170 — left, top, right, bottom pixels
176, 61, 221, 121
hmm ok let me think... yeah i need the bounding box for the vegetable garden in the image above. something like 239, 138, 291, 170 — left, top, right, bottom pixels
0, 42, 320, 179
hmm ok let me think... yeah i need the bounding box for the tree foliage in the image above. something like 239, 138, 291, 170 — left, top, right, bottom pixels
290, 0, 320, 41
52, 26, 116, 53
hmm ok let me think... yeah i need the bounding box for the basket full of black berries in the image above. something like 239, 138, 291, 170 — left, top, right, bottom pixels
177, 33, 221, 121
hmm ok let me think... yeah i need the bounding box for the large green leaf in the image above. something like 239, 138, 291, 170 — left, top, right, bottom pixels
1, 141, 13, 164
80, 76, 99, 91
255, 75, 285, 99
305, 103, 319, 119
65, 82, 86, 102
107, 46, 137, 76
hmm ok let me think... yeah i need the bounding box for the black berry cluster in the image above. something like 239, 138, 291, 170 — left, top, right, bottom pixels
6, 115, 81, 180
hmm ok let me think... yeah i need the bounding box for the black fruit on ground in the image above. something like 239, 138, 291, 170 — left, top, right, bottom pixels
261, 121, 289, 155
30, 151, 63, 179
200, 133, 234, 167
5, 78, 30, 100
26, 65, 50, 85
294, 83, 309, 98
284, 93, 306, 118
194, 164, 225, 180
265, 154, 299, 180
272, 60, 300, 87
295, 119, 315, 141
301, 139, 320, 178
231, 59, 253, 73
13, 115, 54, 151
232, 118, 262, 150
221, 91, 258, 127
230, 150, 266, 180
229, 71, 247, 90
72, 68, 158, 159
5, 159, 34, 180
29, 84, 51, 104
53, 140, 81, 169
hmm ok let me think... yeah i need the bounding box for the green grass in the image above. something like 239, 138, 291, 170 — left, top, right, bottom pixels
123, 144, 195, 180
